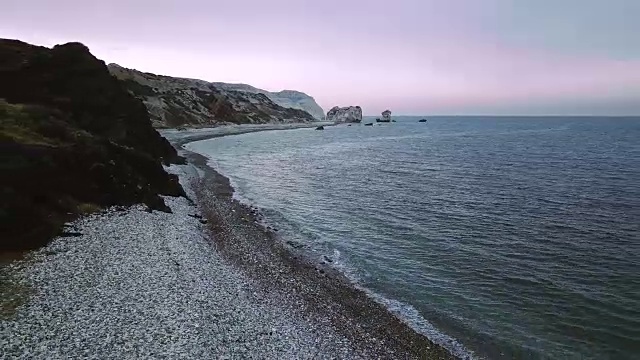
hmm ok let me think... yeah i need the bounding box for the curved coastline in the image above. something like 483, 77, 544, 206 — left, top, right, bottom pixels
170, 125, 470, 359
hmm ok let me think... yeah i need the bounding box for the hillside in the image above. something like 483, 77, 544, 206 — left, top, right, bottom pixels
211, 83, 325, 120
108, 65, 320, 128
0, 39, 184, 251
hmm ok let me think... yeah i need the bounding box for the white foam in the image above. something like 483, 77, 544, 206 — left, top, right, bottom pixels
361, 288, 477, 359
324, 246, 477, 359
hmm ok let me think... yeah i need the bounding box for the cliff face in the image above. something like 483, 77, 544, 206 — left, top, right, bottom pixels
212, 84, 325, 120
108, 65, 319, 127
326, 106, 363, 123
270, 90, 325, 120
0, 39, 184, 251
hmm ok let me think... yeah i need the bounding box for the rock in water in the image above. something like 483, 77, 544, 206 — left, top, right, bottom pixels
326, 106, 363, 123
381, 109, 392, 122
315, 126, 325, 130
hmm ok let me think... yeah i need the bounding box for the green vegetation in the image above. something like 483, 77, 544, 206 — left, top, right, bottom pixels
0, 101, 63, 146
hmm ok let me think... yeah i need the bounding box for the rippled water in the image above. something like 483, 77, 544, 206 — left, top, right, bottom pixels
186, 117, 640, 359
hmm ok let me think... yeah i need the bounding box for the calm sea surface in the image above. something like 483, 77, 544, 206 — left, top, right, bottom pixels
186, 117, 640, 359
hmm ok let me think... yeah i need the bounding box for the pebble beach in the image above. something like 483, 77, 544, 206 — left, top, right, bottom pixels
0, 125, 457, 359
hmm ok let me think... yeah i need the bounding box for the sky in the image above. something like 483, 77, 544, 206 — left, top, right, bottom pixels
1, 0, 639, 116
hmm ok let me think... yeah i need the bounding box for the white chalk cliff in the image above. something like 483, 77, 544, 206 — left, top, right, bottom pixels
108, 64, 321, 127
326, 106, 363, 123
212, 83, 324, 120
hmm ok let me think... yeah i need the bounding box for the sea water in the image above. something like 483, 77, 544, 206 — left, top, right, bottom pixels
185, 116, 640, 359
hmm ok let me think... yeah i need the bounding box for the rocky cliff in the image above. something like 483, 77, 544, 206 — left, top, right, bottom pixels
211, 83, 325, 120
108, 65, 318, 127
0, 39, 184, 251
326, 106, 363, 123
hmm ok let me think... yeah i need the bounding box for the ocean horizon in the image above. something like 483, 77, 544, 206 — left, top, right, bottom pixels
186, 116, 640, 359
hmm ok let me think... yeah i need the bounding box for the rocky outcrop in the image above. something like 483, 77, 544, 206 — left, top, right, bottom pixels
108, 65, 318, 127
382, 110, 392, 122
0, 39, 185, 251
326, 106, 362, 123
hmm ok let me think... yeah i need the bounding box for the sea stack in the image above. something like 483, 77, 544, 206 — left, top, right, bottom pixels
381, 110, 392, 122
326, 106, 363, 123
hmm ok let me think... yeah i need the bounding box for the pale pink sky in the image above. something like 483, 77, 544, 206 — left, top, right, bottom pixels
2, 0, 639, 115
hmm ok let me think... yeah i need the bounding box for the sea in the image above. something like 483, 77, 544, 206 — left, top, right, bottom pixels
185, 116, 640, 359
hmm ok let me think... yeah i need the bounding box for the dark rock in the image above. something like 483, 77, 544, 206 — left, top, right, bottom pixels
199, 219, 208, 224
419, 119, 427, 122
60, 231, 82, 237
364, 123, 373, 126
0, 38, 186, 251
286, 240, 304, 249
315, 126, 324, 130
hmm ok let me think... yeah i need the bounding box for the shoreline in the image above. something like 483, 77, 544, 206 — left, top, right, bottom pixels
161, 122, 335, 148
175, 125, 463, 359
1, 123, 461, 358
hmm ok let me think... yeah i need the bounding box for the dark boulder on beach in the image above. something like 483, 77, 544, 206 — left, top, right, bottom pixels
315, 125, 324, 130
0, 38, 185, 251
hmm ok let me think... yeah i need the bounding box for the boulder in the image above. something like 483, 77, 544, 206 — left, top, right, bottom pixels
326, 106, 362, 123
315, 125, 324, 130
381, 109, 392, 122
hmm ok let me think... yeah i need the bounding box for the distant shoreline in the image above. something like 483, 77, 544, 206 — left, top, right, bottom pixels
160, 122, 334, 148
